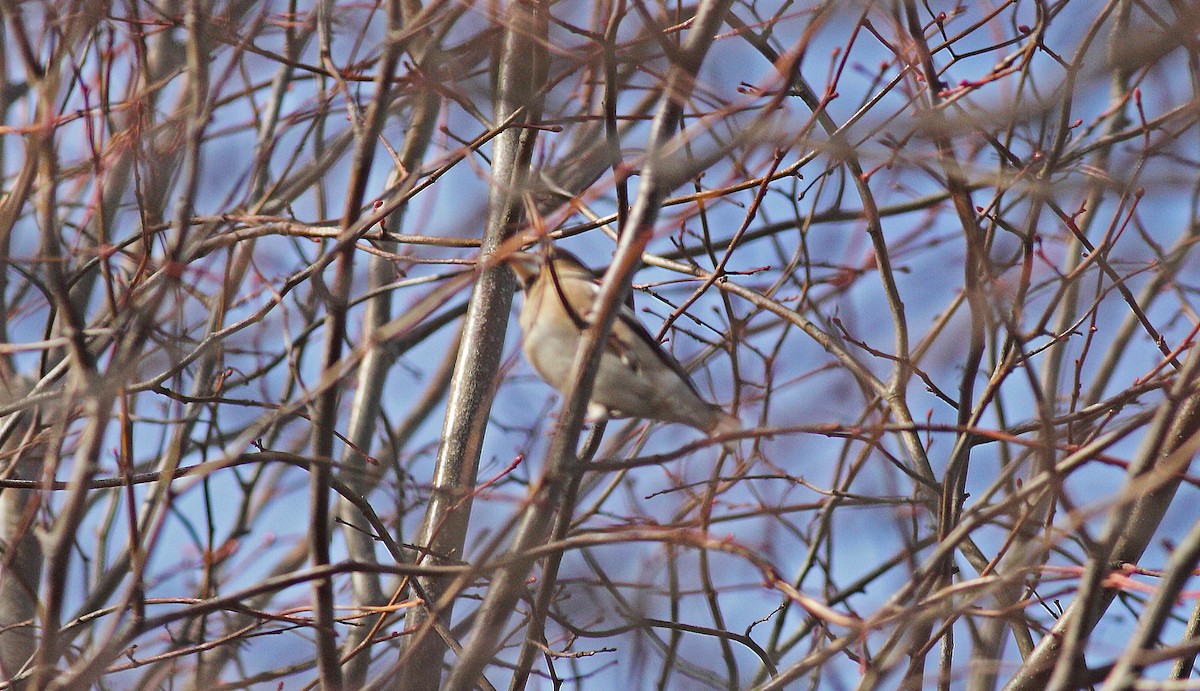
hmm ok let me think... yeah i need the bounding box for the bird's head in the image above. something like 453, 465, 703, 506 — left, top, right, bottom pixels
505, 247, 597, 291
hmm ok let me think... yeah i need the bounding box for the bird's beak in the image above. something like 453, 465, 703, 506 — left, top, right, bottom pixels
503, 251, 543, 290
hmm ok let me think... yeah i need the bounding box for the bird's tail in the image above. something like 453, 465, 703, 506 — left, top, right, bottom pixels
706, 409, 742, 452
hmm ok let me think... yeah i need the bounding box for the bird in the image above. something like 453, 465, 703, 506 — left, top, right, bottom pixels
505, 247, 741, 445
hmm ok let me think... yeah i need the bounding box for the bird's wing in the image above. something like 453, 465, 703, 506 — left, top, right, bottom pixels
609, 302, 705, 397
558, 268, 706, 398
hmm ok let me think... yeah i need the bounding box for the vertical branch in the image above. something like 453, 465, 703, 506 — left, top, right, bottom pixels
13, 9, 108, 685
1006, 344, 1200, 691
507, 423, 607, 691
898, 2, 986, 686
0, 379, 39, 683
441, 1, 735, 688
396, 2, 548, 688
973, 3, 1135, 685
337, 14, 444, 688
309, 0, 406, 687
